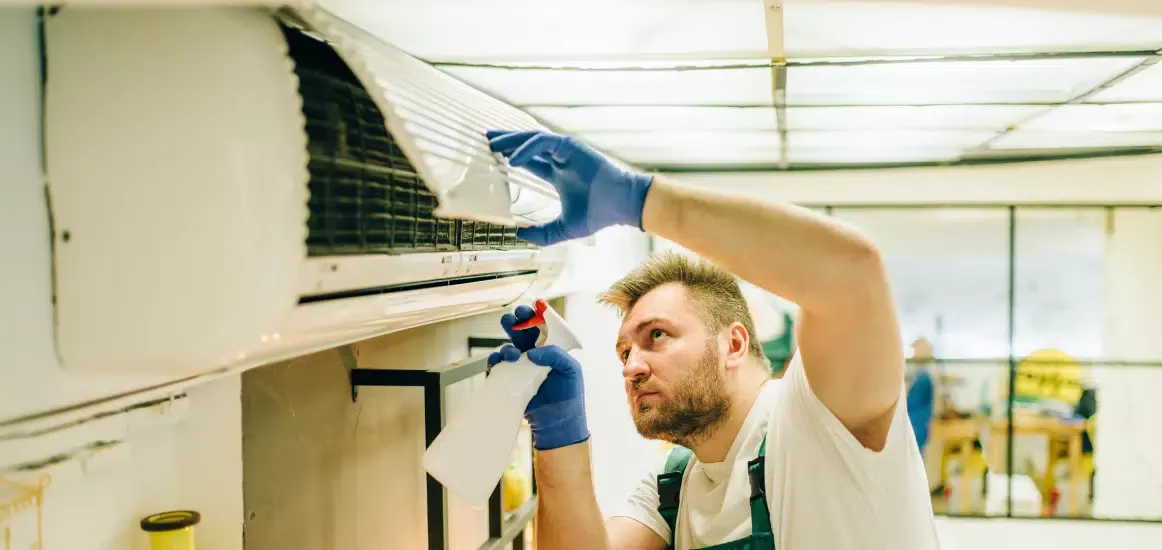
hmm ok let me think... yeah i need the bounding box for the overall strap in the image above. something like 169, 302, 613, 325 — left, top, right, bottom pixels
657, 445, 694, 549
746, 435, 774, 539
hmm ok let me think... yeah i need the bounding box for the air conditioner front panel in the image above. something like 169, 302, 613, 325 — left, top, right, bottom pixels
298, 252, 462, 299
242, 273, 538, 365
45, 8, 308, 374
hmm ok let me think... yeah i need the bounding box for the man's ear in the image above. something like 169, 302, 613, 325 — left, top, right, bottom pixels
724, 322, 750, 370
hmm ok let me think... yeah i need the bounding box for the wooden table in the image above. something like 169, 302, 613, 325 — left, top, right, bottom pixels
986, 416, 1087, 516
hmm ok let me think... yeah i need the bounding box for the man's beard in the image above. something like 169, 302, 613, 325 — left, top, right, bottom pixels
631, 339, 731, 446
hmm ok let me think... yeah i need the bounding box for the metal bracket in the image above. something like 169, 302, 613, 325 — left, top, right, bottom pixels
338, 345, 359, 403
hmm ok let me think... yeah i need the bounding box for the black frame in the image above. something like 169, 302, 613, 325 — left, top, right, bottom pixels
809, 203, 1162, 522
348, 348, 538, 550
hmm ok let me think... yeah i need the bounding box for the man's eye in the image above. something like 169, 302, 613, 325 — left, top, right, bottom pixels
651, 329, 665, 340
620, 350, 630, 362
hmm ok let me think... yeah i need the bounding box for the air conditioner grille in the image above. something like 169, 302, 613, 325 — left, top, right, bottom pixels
460, 221, 524, 250
286, 24, 535, 257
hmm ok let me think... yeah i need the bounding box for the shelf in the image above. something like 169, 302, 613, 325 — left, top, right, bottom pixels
348, 355, 489, 390
478, 495, 538, 550
346, 342, 535, 550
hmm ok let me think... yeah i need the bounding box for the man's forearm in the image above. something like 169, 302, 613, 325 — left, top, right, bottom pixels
641, 175, 886, 313
533, 442, 609, 550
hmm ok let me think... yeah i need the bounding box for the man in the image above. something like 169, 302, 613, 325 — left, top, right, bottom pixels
485, 129, 938, 550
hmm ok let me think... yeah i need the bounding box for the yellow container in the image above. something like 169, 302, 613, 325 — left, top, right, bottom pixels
140, 510, 200, 550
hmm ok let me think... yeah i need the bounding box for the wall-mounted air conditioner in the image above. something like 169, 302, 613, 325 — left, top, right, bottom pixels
43, 6, 580, 377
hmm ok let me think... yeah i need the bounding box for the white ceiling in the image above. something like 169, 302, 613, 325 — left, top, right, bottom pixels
333, 0, 1162, 170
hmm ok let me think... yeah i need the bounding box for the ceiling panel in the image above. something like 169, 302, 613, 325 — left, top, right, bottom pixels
1021, 104, 1162, 131
783, 3, 1162, 58
330, 0, 768, 62
990, 131, 1162, 149
579, 131, 780, 151
526, 106, 777, 132
439, 66, 773, 107
790, 130, 995, 150
787, 58, 1144, 105
786, 105, 1046, 130
786, 147, 964, 165
1086, 63, 1162, 103
613, 147, 781, 167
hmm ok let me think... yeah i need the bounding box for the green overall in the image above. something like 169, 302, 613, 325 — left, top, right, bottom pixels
656, 436, 775, 550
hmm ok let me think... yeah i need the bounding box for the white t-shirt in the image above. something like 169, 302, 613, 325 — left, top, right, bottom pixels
613, 354, 939, 550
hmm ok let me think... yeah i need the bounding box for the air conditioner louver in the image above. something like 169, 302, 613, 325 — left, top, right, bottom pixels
285, 22, 538, 256
292, 6, 561, 227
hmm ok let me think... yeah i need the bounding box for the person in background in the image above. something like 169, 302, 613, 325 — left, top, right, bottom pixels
484, 129, 938, 550
907, 338, 937, 454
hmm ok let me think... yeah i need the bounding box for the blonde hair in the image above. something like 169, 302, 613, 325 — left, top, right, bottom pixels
599, 251, 766, 360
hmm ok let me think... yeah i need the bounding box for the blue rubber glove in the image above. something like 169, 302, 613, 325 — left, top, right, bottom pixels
486, 129, 654, 246
488, 305, 589, 451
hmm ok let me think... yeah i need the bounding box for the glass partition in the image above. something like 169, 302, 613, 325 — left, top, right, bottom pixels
703, 204, 1162, 522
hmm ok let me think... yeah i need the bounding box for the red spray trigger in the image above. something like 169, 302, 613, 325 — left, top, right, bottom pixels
512, 299, 548, 330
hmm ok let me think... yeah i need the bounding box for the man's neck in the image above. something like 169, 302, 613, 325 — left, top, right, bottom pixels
687, 377, 767, 464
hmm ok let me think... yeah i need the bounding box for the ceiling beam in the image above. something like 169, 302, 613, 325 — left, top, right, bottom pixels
764, 0, 789, 169
515, 100, 1162, 109
427, 50, 1162, 71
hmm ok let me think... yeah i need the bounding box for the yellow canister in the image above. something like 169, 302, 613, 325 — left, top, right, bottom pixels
140, 510, 200, 550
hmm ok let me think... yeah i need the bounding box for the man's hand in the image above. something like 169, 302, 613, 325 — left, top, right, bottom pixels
489, 305, 589, 451
486, 129, 654, 246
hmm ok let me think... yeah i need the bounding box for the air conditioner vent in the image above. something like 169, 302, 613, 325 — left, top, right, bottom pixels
286, 24, 457, 256
460, 221, 525, 251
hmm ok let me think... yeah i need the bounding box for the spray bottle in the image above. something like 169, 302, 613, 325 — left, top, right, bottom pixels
422, 299, 581, 506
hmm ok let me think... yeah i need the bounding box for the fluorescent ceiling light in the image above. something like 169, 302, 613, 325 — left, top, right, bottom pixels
787, 58, 1144, 105
527, 106, 777, 132
786, 105, 1046, 131
784, 2, 1162, 58
1087, 64, 1162, 103
1022, 104, 1162, 132
580, 130, 780, 150
440, 66, 773, 106
331, 0, 768, 62
990, 130, 1162, 148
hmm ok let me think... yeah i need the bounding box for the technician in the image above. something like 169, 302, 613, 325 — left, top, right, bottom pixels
485, 129, 939, 550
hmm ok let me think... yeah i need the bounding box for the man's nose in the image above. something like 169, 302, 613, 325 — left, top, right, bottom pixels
621, 348, 650, 381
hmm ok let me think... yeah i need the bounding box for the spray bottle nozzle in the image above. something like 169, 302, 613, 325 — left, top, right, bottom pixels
511, 299, 549, 331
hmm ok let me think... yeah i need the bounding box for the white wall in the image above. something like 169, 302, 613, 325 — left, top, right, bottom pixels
0, 376, 243, 550
1, 10, 242, 549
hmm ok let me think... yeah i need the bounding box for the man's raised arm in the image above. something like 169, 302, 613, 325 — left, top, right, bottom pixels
640, 178, 905, 448
486, 129, 905, 449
